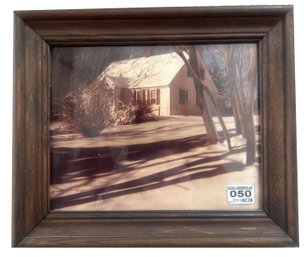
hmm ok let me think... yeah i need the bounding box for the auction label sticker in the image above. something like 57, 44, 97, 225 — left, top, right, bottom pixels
227, 185, 254, 205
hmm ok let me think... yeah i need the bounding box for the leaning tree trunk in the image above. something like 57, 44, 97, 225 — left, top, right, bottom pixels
230, 88, 245, 136
232, 101, 242, 135
176, 46, 232, 151
187, 47, 219, 144
244, 45, 257, 165
225, 45, 257, 164
226, 46, 246, 137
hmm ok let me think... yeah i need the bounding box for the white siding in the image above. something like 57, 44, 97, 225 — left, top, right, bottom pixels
169, 65, 201, 116
159, 87, 170, 116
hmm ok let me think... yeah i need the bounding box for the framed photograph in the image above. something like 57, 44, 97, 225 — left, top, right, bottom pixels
50, 44, 262, 212
12, 6, 298, 247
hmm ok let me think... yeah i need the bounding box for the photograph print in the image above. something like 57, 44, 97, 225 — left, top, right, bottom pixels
50, 44, 261, 211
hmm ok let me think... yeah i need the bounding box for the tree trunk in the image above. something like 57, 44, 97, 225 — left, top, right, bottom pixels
187, 47, 219, 144
232, 102, 241, 135
244, 45, 257, 165
226, 47, 246, 138
244, 108, 256, 165
230, 87, 245, 136
176, 46, 232, 150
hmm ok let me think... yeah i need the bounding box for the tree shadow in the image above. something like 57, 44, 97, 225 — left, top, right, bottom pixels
51, 142, 247, 209
50, 133, 210, 184
50, 115, 257, 210
51, 161, 245, 209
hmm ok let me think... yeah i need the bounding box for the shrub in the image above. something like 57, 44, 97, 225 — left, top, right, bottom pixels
114, 102, 155, 125
63, 92, 77, 130
113, 103, 138, 125
63, 78, 114, 137
134, 103, 155, 123
64, 76, 159, 136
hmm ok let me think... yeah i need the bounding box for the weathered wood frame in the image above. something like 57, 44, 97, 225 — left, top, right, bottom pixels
12, 6, 298, 247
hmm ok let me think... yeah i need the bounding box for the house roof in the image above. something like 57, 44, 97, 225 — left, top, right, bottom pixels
98, 51, 221, 99
98, 52, 186, 89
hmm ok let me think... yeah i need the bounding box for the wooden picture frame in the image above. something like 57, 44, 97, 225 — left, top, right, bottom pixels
12, 6, 298, 247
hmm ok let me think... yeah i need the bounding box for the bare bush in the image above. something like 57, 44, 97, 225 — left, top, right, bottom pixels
134, 103, 156, 123
113, 103, 138, 125
64, 78, 114, 137
114, 102, 155, 125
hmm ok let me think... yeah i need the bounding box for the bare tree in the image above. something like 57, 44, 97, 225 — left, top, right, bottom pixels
176, 46, 232, 151
205, 44, 258, 164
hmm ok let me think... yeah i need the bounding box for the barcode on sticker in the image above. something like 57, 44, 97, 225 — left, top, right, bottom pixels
227, 185, 254, 205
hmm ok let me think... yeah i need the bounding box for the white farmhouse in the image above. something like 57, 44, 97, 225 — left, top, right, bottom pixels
97, 51, 220, 116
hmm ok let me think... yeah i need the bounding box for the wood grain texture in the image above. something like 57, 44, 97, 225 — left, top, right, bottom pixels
266, 19, 287, 229
260, 7, 298, 243
12, 14, 26, 247
12, 6, 298, 247
283, 8, 299, 243
18, 213, 295, 247
15, 6, 285, 45
12, 14, 50, 246
15, 6, 290, 20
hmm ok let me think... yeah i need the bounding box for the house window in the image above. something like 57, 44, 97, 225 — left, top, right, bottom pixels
179, 88, 188, 105
150, 90, 156, 104
146, 89, 150, 104
156, 89, 160, 105
142, 90, 146, 103
135, 89, 160, 105
136, 90, 141, 104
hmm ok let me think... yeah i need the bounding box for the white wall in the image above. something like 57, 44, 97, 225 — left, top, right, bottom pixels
159, 87, 171, 116
169, 65, 201, 116
0, 0, 306, 256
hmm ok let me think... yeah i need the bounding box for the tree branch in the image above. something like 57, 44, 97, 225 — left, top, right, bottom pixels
176, 47, 232, 151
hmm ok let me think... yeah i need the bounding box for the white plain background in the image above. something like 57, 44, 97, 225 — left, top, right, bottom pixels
0, 0, 306, 256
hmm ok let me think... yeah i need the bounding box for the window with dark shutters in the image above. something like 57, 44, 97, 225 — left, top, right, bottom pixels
179, 89, 188, 104
150, 89, 156, 104
156, 89, 160, 105
136, 90, 141, 104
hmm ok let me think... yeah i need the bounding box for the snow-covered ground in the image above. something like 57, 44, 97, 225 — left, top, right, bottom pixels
50, 115, 261, 211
